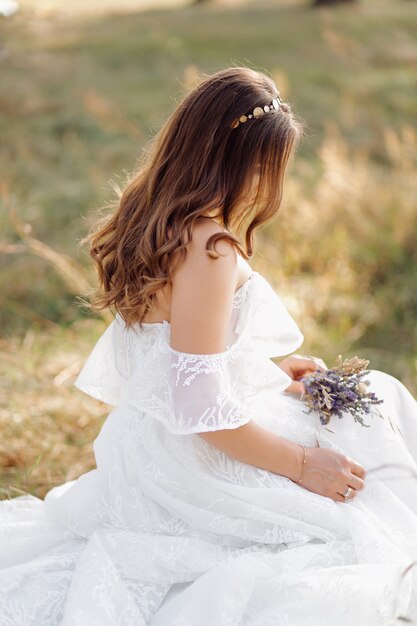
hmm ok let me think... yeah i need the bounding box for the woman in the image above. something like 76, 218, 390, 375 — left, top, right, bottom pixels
1, 67, 417, 625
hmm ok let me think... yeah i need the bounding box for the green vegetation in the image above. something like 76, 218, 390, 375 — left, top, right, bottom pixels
1, 0, 416, 497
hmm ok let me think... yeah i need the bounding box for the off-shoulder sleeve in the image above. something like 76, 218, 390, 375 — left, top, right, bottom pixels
73, 316, 128, 406
235, 275, 304, 358
124, 321, 293, 436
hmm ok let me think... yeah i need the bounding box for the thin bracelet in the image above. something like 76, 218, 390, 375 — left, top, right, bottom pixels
297, 444, 307, 484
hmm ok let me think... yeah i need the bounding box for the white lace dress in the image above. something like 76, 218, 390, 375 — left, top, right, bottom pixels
1, 270, 417, 626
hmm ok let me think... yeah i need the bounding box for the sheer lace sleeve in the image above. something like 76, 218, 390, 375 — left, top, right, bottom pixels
165, 344, 253, 434
123, 321, 293, 436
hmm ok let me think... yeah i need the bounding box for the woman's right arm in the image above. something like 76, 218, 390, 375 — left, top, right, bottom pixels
198, 419, 305, 483
169, 222, 366, 502
198, 419, 366, 503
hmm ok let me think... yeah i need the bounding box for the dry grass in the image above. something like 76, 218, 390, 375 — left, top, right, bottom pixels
0, 318, 110, 500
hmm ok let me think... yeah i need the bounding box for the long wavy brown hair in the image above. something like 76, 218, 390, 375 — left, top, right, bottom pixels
81, 66, 305, 328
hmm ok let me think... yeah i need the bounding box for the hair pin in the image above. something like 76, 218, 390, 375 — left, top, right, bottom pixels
231, 95, 284, 129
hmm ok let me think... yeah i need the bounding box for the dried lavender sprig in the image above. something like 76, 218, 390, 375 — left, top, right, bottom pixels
300, 354, 383, 426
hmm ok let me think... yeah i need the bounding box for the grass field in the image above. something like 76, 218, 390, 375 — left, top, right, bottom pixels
1, 0, 417, 498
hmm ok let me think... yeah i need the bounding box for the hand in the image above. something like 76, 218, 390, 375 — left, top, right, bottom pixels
278, 354, 328, 396
294, 445, 366, 503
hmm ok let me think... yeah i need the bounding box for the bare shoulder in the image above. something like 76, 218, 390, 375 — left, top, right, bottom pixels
172, 219, 238, 281
169, 219, 239, 353
188, 218, 238, 259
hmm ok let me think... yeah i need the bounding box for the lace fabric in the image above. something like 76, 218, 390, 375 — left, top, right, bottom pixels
74, 272, 303, 435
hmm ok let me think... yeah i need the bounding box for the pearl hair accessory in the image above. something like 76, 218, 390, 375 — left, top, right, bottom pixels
231, 94, 284, 129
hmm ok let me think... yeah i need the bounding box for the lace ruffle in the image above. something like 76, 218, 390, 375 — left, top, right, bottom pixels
73, 315, 129, 405
234, 274, 304, 358
73, 272, 304, 435
122, 321, 293, 435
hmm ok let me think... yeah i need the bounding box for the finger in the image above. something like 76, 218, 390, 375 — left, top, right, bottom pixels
299, 356, 327, 373
349, 460, 367, 479
292, 358, 321, 376
292, 355, 320, 368
347, 474, 365, 491
307, 356, 327, 372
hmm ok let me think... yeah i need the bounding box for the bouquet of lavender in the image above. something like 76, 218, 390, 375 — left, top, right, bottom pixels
300, 355, 383, 427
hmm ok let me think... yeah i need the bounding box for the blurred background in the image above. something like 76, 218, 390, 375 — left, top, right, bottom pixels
1, 0, 416, 498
